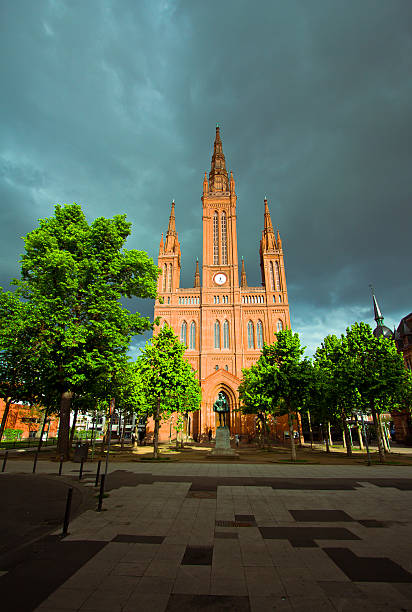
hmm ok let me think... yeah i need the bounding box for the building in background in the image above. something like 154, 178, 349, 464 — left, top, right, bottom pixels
394, 312, 412, 443
372, 291, 412, 444
153, 126, 292, 441
0, 399, 59, 441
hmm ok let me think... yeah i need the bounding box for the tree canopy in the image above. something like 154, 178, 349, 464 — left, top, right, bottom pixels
239, 329, 310, 460
1, 203, 159, 457
137, 325, 201, 457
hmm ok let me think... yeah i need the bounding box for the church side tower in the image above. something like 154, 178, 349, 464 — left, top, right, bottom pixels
259, 197, 290, 331
157, 201, 181, 302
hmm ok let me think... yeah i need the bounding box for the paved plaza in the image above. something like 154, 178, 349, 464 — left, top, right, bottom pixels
1, 460, 412, 611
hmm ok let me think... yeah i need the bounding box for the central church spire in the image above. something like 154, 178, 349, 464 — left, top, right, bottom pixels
209, 124, 229, 192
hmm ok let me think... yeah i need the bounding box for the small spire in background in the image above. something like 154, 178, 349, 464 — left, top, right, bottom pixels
194, 258, 200, 288
241, 256, 247, 288
203, 171, 209, 195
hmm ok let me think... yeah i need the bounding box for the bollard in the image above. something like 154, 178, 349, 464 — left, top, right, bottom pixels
79, 457, 84, 481
32, 452, 39, 474
1, 451, 8, 473
58, 455, 64, 476
97, 474, 106, 512
62, 487, 73, 538
94, 459, 101, 487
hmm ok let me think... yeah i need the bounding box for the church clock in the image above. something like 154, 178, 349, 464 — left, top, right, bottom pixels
214, 273, 227, 285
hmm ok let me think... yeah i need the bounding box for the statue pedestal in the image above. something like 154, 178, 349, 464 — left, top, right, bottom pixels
208, 426, 239, 459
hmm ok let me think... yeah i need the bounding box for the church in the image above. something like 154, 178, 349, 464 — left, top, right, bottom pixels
153, 126, 291, 440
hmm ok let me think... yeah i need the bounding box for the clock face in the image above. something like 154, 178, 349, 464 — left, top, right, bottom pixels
214, 273, 227, 286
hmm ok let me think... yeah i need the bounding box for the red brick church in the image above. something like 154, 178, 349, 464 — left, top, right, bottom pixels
153, 126, 291, 440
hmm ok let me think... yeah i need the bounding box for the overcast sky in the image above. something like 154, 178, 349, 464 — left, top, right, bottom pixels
1, 0, 411, 357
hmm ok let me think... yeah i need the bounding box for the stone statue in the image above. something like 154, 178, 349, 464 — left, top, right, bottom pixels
213, 392, 229, 427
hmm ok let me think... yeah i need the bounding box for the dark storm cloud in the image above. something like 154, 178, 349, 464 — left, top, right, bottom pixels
1, 0, 411, 355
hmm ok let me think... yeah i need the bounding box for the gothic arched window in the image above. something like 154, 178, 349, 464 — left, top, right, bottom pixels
277, 319, 283, 332
163, 264, 167, 292
162, 320, 167, 329
269, 262, 275, 291
214, 320, 220, 349
189, 321, 196, 350
181, 320, 187, 346
257, 320, 263, 349
247, 321, 254, 349
167, 263, 172, 292
213, 211, 219, 264
223, 320, 229, 349
221, 211, 227, 264
274, 261, 281, 291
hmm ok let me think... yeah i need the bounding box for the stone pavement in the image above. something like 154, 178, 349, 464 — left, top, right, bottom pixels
1, 460, 412, 611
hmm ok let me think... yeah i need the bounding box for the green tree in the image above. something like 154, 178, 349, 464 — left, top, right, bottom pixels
0, 290, 39, 442
9, 203, 159, 459
239, 330, 310, 461
238, 363, 274, 447
137, 325, 201, 458
344, 322, 407, 463
313, 334, 359, 456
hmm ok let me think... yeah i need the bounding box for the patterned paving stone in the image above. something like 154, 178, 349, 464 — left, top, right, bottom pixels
112, 534, 164, 543
289, 509, 353, 522
323, 548, 412, 583
181, 545, 213, 565
258, 526, 361, 547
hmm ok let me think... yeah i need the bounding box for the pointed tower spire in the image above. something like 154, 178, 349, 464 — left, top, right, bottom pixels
240, 256, 247, 288
209, 124, 229, 192
230, 170, 235, 194
370, 285, 384, 327
159, 232, 164, 254
203, 172, 209, 195
261, 197, 276, 252
164, 200, 177, 252
276, 229, 282, 250
194, 258, 200, 288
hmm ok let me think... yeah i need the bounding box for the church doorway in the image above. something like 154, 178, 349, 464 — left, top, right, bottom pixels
213, 390, 230, 431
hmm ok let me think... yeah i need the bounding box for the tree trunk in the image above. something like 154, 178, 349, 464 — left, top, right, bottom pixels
36, 407, 49, 453
371, 402, 385, 463
69, 405, 79, 449
295, 410, 302, 446
342, 415, 352, 457
327, 422, 333, 448
120, 412, 126, 450
287, 405, 296, 462
153, 397, 160, 459
379, 414, 390, 453
342, 425, 346, 448
357, 417, 364, 450
324, 424, 330, 453
307, 410, 314, 449
0, 397, 13, 443
57, 391, 73, 460
262, 413, 267, 449
361, 414, 371, 465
